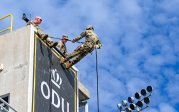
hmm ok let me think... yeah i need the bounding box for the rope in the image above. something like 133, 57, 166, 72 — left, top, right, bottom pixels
50, 36, 84, 43
50, 37, 61, 40
95, 48, 100, 112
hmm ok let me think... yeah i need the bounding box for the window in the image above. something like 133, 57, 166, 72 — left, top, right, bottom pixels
0, 94, 10, 112
79, 101, 88, 112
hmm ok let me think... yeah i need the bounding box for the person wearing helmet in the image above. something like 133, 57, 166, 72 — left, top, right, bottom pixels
24, 15, 48, 40
23, 14, 56, 47
25, 16, 43, 34
60, 25, 102, 69
86, 25, 94, 30
56, 35, 69, 56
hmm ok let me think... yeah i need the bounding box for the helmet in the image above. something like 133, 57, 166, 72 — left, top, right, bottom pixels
35, 16, 42, 21
86, 25, 94, 30
62, 35, 68, 39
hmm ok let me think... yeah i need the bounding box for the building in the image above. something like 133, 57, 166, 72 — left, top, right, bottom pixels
0, 25, 90, 112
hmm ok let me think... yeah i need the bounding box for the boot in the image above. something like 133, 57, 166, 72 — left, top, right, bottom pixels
41, 34, 48, 40
60, 57, 67, 64
35, 32, 41, 37
46, 40, 54, 48
65, 61, 73, 69
49, 42, 58, 48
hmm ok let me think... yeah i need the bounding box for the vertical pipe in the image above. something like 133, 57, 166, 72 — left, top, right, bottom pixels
10, 14, 13, 32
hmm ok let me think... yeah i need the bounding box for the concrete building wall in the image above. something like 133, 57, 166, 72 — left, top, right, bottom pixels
0, 25, 90, 112
0, 26, 35, 112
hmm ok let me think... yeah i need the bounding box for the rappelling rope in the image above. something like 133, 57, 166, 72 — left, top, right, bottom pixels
95, 48, 100, 112
50, 36, 83, 43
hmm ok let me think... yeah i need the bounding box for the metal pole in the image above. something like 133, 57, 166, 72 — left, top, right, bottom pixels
0, 97, 17, 112
0, 104, 9, 112
0, 14, 13, 33
10, 14, 13, 32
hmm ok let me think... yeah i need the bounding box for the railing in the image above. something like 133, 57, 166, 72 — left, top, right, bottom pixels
0, 14, 13, 33
0, 97, 17, 112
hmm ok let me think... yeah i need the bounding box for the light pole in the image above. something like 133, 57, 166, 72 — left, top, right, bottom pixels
117, 85, 153, 112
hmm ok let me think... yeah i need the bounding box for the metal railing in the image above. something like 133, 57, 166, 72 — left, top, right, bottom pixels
0, 14, 13, 33
0, 97, 17, 112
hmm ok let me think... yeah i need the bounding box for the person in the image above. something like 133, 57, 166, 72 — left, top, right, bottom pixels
56, 35, 68, 56
60, 25, 102, 68
22, 14, 55, 47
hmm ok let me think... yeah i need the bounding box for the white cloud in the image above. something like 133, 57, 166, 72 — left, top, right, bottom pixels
166, 75, 179, 104
127, 78, 148, 94
160, 0, 179, 16
1, 0, 179, 111
159, 103, 177, 112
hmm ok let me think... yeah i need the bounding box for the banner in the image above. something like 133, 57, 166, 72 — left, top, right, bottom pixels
33, 37, 77, 112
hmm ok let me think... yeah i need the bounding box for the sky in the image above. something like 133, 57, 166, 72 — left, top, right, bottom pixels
1, 0, 179, 112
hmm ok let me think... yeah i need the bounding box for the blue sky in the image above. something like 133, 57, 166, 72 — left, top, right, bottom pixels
1, 0, 179, 112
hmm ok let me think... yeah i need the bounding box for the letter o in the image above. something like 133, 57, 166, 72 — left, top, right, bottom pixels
41, 81, 50, 99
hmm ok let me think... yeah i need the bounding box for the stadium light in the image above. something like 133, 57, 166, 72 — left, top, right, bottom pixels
117, 85, 153, 112
129, 103, 136, 110
117, 103, 122, 111
122, 100, 128, 107
141, 89, 147, 96
144, 97, 150, 104
135, 92, 141, 99
146, 86, 153, 93
125, 107, 132, 112
136, 101, 143, 108
128, 97, 134, 103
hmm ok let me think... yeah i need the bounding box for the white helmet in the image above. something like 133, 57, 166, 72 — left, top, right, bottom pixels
86, 25, 94, 30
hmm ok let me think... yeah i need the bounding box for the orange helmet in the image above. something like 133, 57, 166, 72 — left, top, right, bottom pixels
35, 16, 42, 21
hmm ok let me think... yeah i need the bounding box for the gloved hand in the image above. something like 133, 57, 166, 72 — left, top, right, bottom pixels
22, 13, 27, 20
94, 45, 100, 49
22, 13, 29, 22
71, 39, 76, 43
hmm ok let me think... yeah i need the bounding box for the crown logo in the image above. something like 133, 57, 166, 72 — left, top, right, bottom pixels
51, 69, 62, 89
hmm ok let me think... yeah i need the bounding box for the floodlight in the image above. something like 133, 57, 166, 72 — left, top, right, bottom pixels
136, 107, 140, 112
125, 107, 132, 112
117, 103, 122, 110
135, 92, 141, 99
144, 97, 150, 104
136, 101, 143, 108
141, 89, 147, 96
129, 103, 136, 110
146, 86, 153, 93
117, 85, 153, 112
122, 100, 128, 107
128, 97, 134, 103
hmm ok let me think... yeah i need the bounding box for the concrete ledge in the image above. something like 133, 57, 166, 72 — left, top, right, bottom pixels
78, 81, 90, 101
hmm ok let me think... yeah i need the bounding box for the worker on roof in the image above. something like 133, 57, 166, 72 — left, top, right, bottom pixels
56, 35, 68, 56
60, 25, 102, 69
22, 14, 56, 47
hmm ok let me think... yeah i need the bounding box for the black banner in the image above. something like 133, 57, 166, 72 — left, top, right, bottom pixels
33, 37, 77, 112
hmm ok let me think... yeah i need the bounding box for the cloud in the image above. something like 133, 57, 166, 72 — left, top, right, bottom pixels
1, 0, 179, 112
166, 75, 179, 104
159, 103, 177, 112
149, 108, 159, 112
